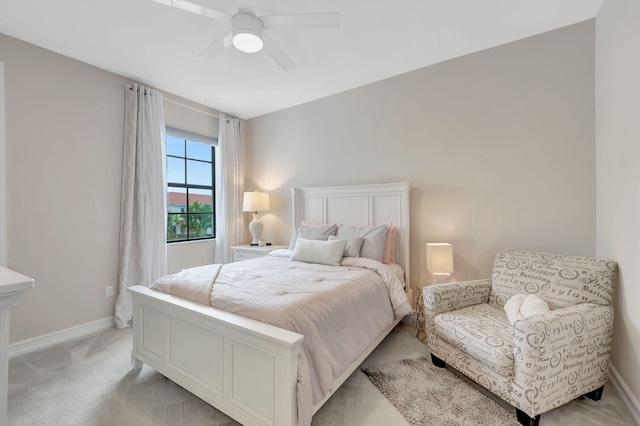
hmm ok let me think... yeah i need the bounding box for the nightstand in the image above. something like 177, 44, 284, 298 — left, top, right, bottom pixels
415, 282, 430, 344
230, 245, 288, 262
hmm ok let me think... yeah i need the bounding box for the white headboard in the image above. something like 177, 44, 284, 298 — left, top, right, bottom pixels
290, 182, 410, 287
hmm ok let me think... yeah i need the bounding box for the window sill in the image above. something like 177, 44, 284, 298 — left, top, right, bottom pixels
167, 239, 216, 246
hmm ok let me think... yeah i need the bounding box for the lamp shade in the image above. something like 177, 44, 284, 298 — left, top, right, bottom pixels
243, 191, 270, 212
426, 243, 454, 274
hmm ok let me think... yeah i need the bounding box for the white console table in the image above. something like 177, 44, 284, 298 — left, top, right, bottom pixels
0, 267, 34, 425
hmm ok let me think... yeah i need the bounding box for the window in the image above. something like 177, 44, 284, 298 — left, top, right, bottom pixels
166, 127, 216, 242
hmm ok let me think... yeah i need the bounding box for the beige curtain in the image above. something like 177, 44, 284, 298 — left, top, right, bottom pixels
215, 115, 244, 264
114, 83, 167, 328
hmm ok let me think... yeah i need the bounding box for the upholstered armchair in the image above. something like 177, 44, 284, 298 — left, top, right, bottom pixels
417, 249, 616, 426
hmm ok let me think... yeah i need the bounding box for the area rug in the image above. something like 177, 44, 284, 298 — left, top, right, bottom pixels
362, 355, 521, 426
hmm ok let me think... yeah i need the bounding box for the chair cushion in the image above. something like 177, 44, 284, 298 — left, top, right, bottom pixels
434, 304, 514, 376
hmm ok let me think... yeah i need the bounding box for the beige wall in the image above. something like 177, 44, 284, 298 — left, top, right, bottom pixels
2, 33, 126, 342
246, 21, 596, 290
163, 93, 218, 137
0, 62, 6, 266
0, 32, 220, 342
596, 0, 640, 412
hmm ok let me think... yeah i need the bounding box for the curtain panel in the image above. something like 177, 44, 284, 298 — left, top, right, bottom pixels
114, 84, 167, 329
215, 115, 244, 264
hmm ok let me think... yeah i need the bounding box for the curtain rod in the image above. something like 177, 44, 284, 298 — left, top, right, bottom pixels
122, 83, 220, 119
123, 83, 149, 95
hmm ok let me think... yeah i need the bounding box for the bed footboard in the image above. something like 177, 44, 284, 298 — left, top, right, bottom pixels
128, 285, 304, 426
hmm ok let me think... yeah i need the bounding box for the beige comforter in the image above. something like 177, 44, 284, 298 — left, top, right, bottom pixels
152, 251, 412, 426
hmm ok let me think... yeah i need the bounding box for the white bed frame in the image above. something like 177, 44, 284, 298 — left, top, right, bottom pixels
128, 182, 410, 426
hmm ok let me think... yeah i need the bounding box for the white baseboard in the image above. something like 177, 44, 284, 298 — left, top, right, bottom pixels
9, 316, 114, 358
610, 365, 640, 425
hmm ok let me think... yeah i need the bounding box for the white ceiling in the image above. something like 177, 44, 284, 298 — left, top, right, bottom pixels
0, 0, 604, 119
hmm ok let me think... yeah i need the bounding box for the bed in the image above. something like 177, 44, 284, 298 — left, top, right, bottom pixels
127, 181, 411, 426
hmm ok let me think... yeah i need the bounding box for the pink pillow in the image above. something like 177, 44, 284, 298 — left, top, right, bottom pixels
382, 225, 397, 264
389, 226, 397, 264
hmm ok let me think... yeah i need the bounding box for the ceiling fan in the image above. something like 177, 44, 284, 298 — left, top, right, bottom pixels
153, 0, 341, 71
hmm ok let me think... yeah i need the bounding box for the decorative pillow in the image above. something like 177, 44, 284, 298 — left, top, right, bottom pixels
299, 234, 330, 242
290, 238, 347, 267
336, 224, 388, 262
288, 224, 337, 250
504, 294, 551, 325
328, 235, 365, 257
389, 226, 397, 264
382, 225, 397, 264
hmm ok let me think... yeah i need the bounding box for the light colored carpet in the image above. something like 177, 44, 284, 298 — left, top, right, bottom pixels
8, 315, 637, 426
363, 356, 520, 426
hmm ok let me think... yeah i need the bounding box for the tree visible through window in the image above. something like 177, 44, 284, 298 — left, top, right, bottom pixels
166, 129, 216, 242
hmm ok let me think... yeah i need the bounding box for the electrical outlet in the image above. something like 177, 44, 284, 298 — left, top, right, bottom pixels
106, 286, 114, 298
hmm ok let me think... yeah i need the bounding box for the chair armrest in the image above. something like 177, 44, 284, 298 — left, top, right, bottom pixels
512, 303, 614, 417
418, 280, 491, 348
422, 279, 491, 315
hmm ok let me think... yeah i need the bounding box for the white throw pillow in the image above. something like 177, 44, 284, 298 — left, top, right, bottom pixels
504, 294, 528, 325
288, 224, 337, 250
290, 238, 347, 266
521, 294, 551, 318
504, 294, 551, 325
328, 235, 365, 257
336, 224, 388, 262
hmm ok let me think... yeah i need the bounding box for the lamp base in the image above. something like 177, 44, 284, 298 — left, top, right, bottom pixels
248, 213, 263, 245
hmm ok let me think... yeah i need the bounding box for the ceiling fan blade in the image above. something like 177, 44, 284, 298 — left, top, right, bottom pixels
261, 32, 296, 71
152, 0, 234, 20
261, 13, 340, 30
197, 30, 233, 61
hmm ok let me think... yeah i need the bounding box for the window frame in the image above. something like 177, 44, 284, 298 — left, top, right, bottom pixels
166, 126, 217, 243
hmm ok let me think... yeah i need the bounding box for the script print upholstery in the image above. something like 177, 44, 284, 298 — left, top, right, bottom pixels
420, 249, 616, 420
489, 248, 615, 309
435, 338, 512, 400
435, 304, 514, 376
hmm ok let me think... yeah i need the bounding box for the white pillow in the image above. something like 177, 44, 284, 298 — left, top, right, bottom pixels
288, 224, 337, 250
504, 294, 551, 325
290, 238, 347, 266
299, 234, 329, 242
328, 235, 365, 257
336, 225, 388, 262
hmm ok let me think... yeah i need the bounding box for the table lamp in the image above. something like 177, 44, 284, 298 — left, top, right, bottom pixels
243, 191, 270, 246
426, 243, 454, 284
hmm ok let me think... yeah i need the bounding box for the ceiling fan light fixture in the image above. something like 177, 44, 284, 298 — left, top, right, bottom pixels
232, 31, 263, 53
232, 13, 264, 53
